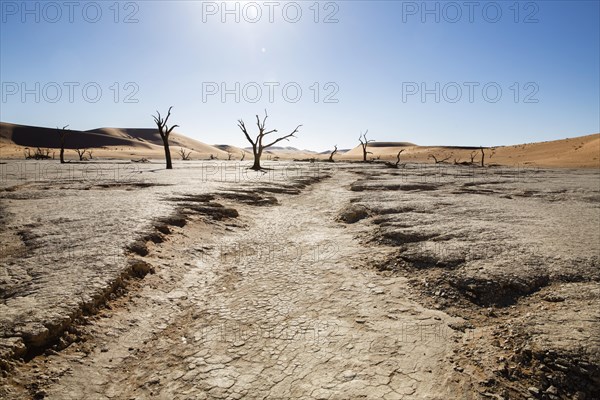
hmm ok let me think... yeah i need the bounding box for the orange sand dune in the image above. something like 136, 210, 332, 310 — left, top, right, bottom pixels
341, 134, 599, 168
1, 122, 598, 168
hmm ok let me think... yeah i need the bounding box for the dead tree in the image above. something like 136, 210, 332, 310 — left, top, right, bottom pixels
479, 147, 496, 167
57, 125, 69, 163
429, 154, 452, 164
469, 151, 477, 164
227, 152, 233, 161
75, 148, 88, 161
358, 130, 374, 162
385, 149, 406, 169
480, 147, 485, 167
394, 149, 405, 167
328, 145, 338, 162
87, 149, 93, 159
40, 148, 51, 159
237, 110, 301, 170
25, 147, 52, 160
179, 148, 191, 160
178, 148, 192, 160
240, 152, 246, 161
152, 106, 179, 169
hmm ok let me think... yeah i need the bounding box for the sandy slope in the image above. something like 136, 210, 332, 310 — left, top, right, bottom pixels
0, 122, 231, 160
342, 134, 600, 168
1, 122, 598, 168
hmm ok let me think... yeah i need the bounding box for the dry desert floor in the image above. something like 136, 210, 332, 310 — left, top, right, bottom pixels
0, 160, 598, 399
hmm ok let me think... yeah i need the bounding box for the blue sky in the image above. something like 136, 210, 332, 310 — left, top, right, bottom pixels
1, 1, 599, 151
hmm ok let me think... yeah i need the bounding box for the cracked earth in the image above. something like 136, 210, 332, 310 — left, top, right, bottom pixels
1, 166, 477, 399
1, 161, 598, 399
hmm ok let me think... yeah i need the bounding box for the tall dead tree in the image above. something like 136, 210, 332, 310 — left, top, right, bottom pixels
57, 125, 69, 163
328, 145, 338, 162
238, 110, 301, 170
358, 130, 374, 162
152, 106, 179, 170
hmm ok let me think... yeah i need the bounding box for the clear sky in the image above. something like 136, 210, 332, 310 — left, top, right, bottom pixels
1, 1, 599, 151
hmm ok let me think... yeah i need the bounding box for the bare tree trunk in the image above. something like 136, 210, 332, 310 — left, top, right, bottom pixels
237, 111, 301, 171
359, 130, 373, 162
329, 145, 338, 162
58, 125, 69, 164
153, 106, 178, 170
480, 147, 485, 167
252, 147, 261, 170
163, 138, 172, 169
75, 148, 88, 161
395, 149, 405, 167
469, 151, 477, 164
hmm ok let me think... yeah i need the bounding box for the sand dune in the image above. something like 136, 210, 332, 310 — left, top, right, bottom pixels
0, 122, 231, 160
214, 144, 252, 158
1, 122, 151, 149
90, 128, 230, 157
342, 134, 600, 168
1, 122, 598, 168
243, 145, 321, 160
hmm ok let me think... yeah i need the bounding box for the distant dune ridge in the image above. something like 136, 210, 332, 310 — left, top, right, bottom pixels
366, 141, 416, 147
0, 122, 598, 168
0, 122, 231, 160
214, 144, 252, 157
342, 134, 599, 168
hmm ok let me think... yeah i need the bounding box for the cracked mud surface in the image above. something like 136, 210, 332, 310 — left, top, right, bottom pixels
1, 160, 598, 399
